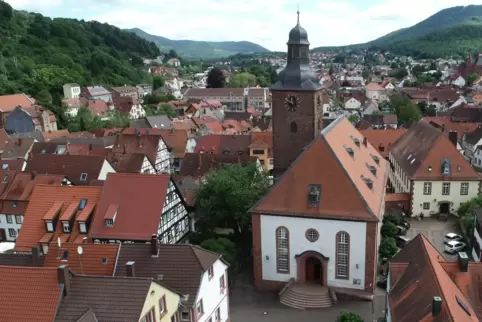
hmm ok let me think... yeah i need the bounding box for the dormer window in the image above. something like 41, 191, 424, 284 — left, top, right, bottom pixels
307, 184, 322, 207
105, 219, 114, 227
2, 175, 8, 183
2, 164, 8, 170
362, 176, 374, 190
80, 173, 88, 181
46, 221, 54, 232
352, 137, 360, 147
368, 165, 377, 176
346, 147, 354, 157
79, 222, 87, 233
104, 204, 118, 228
372, 155, 380, 165
62, 221, 70, 233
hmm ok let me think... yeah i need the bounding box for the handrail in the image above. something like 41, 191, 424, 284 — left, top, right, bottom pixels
278, 277, 295, 297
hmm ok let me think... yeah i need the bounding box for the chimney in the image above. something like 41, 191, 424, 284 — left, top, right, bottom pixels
151, 234, 159, 257
198, 153, 202, 170
363, 136, 367, 147
441, 124, 445, 132
57, 265, 71, 296
458, 252, 469, 273
89, 144, 93, 152
432, 296, 443, 317
126, 261, 136, 277
448, 131, 458, 147
31, 246, 41, 266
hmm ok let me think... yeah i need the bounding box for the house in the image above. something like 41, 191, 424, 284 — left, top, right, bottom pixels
362, 100, 380, 115
184, 88, 246, 112
365, 82, 388, 102
450, 74, 466, 88
362, 114, 398, 129
249, 131, 273, 173
343, 97, 362, 110
114, 96, 146, 119
1, 138, 35, 160
462, 126, 482, 163
248, 87, 269, 109
422, 116, 479, 140
110, 85, 140, 102
386, 234, 481, 321
31, 142, 98, 156
112, 132, 171, 173
136, 83, 153, 97
167, 57, 181, 67
82, 86, 112, 102
149, 66, 178, 77
145, 115, 173, 130
25, 154, 115, 185
0, 172, 64, 242
194, 134, 251, 156
472, 209, 482, 261
115, 243, 229, 322
106, 152, 157, 174
6, 105, 58, 133
251, 117, 387, 304
62, 83, 81, 99
473, 146, 482, 168
359, 129, 407, 160
389, 121, 481, 217
14, 185, 103, 254
0, 93, 35, 126
87, 99, 112, 120
0, 159, 26, 171
90, 173, 190, 244
0, 246, 44, 266
472, 91, 482, 106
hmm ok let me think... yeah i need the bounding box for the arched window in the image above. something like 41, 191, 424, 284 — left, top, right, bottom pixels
290, 122, 297, 133
276, 226, 290, 273
336, 231, 350, 279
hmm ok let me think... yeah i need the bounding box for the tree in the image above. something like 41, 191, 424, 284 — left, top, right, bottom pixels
206, 67, 226, 88
391, 93, 421, 123
458, 196, 482, 237
195, 163, 270, 239
388, 68, 408, 79
157, 103, 176, 117
379, 237, 398, 259
200, 237, 236, 264
336, 312, 364, 322
468, 73, 480, 86
152, 76, 165, 90
229, 72, 256, 88
348, 114, 359, 124
381, 222, 398, 238
383, 214, 400, 226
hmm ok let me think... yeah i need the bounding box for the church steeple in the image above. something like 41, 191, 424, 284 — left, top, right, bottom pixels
271, 10, 321, 91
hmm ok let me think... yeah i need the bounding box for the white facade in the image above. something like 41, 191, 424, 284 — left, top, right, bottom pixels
474, 148, 482, 168
128, 103, 146, 120
452, 76, 466, 88
366, 89, 387, 102
194, 259, 229, 322
0, 214, 23, 241
63, 84, 81, 99
141, 156, 157, 174
472, 226, 482, 261
384, 83, 395, 90
411, 180, 479, 217
259, 214, 368, 290
98, 160, 116, 180
156, 138, 171, 174
158, 181, 190, 244
344, 98, 361, 110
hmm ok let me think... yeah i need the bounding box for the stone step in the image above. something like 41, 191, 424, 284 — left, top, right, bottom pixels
280, 291, 333, 309
283, 289, 331, 301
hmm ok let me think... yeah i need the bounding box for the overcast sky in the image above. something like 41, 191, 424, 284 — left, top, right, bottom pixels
5, 0, 482, 51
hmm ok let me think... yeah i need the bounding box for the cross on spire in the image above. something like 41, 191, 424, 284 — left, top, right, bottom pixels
297, 6, 300, 25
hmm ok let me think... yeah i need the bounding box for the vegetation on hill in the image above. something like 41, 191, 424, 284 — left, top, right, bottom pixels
312, 5, 482, 59
128, 28, 270, 59
0, 0, 159, 128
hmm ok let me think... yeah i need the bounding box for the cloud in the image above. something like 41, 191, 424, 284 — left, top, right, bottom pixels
5, 0, 482, 51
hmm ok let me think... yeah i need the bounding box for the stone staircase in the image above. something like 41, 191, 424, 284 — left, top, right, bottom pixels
279, 282, 334, 309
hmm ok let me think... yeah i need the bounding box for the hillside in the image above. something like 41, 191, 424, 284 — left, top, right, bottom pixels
0, 0, 159, 103
312, 5, 482, 58
128, 28, 270, 59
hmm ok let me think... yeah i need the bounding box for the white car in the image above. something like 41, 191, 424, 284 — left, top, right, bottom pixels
444, 233, 463, 243
444, 240, 466, 254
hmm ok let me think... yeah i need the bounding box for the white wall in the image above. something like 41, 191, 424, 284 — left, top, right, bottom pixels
98, 160, 116, 180
186, 138, 197, 153
260, 215, 367, 290
412, 180, 480, 217
473, 229, 482, 262
196, 259, 229, 322
157, 139, 171, 174
158, 180, 189, 244
345, 98, 361, 110
0, 214, 22, 241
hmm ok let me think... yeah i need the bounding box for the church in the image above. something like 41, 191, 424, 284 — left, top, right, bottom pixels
251, 12, 388, 307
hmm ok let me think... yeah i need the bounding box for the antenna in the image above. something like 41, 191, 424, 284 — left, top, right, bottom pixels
77, 245, 85, 275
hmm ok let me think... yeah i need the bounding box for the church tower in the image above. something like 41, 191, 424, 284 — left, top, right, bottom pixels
271, 11, 323, 178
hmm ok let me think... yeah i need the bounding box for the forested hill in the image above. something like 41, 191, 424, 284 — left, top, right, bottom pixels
0, 0, 159, 104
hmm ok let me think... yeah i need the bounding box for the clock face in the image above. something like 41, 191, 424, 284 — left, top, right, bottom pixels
284, 94, 300, 112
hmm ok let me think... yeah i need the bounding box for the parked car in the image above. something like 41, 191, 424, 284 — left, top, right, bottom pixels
396, 236, 411, 248
444, 240, 466, 254
444, 233, 463, 243
377, 275, 387, 289
397, 225, 407, 236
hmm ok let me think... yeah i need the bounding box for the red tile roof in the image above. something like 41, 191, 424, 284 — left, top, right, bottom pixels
422, 116, 479, 140
43, 243, 119, 276
123, 128, 190, 158
252, 118, 387, 221
1, 173, 63, 201
0, 93, 34, 112
90, 173, 170, 241
14, 185, 103, 252
359, 129, 407, 158
250, 132, 273, 157
0, 266, 62, 321
112, 134, 160, 166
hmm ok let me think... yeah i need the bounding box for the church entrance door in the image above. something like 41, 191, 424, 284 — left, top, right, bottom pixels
305, 257, 322, 284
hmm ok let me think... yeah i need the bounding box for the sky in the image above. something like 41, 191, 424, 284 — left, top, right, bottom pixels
5, 0, 482, 51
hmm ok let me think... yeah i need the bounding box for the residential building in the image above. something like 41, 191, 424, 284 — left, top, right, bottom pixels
25, 154, 115, 185
1, 138, 35, 160
359, 129, 407, 160
195, 134, 251, 156
249, 131, 273, 173
473, 146, 482, 168
14, 185, 103, 254
389, 121, 480, 217
159, 129, 196, 172
422, 116, 479, 141
106, 152, 157, 174
450, 74, 466, 88
137, 83, 153, 97
0, 172, 64, 242
114, 96, 146, 119
110, 85, 140, 101
362, 100, 380, 115
6, 105, 58, 133
167, 57, 181, 67
387, 234, 481, 321
0, 246, 44, 266
472, 91, 482, 106
462, 126, 482, 163
251, 117, 387, 305
473, 209, 482, 261
112, 132, 171, 173
344, 97, 362, 110
362, 114, 398, 129
82, 86, 112, 102
248, 87, 270, 109
90, 173, 190, 244
115, 243, 230, 322
185, 88, 245, 112
365, 83, 388, 102
0, 93, 35, 126
62, 83, 81, 99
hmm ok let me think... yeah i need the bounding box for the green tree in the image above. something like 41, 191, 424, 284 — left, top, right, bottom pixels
391, 93, 421, 123
457, 196, 482, 238
200, 237, 236, 264
206, 67, 226, 88
379, 237, 398, 259
230, 72, 257, 87
388, 68, 408, 79
157, 103, 176, 117
383, 214, 400, 226
381, 222, 398, 238
336, 312, 364, 322
328, 66, 334, 75
468, 73, 480, 86
348, 114, 359, 124
152, 76, 165, 90
195, 163, 270, 238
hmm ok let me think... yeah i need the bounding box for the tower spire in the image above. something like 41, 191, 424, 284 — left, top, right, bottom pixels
297, 6, 300, 25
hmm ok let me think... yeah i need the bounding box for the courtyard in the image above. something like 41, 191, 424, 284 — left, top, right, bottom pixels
404, 215, 463, 260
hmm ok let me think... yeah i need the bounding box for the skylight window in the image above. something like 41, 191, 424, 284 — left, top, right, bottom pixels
79, 199, 87, 210
80, 173, 88, 181
345, 147, 354, 157
1, 164, 8, 170
102, 258, 108, 264
2, 175, 9, 183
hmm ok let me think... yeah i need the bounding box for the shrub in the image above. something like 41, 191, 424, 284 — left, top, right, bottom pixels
336, 311, 364, 322
379, 237, 398, 259
382, 214, 400, 226
381, 222, 399, 238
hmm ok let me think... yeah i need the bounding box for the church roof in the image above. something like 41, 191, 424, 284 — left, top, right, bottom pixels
251, 116, 387, 222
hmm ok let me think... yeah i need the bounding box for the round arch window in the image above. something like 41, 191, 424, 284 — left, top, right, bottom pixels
305, 229, 319, 242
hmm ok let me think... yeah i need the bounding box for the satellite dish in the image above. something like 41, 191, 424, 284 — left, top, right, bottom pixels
57, 237, 61, 248
77, 246, 83, 255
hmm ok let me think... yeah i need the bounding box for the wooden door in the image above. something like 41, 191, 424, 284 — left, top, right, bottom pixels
306, 259, 315, 281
